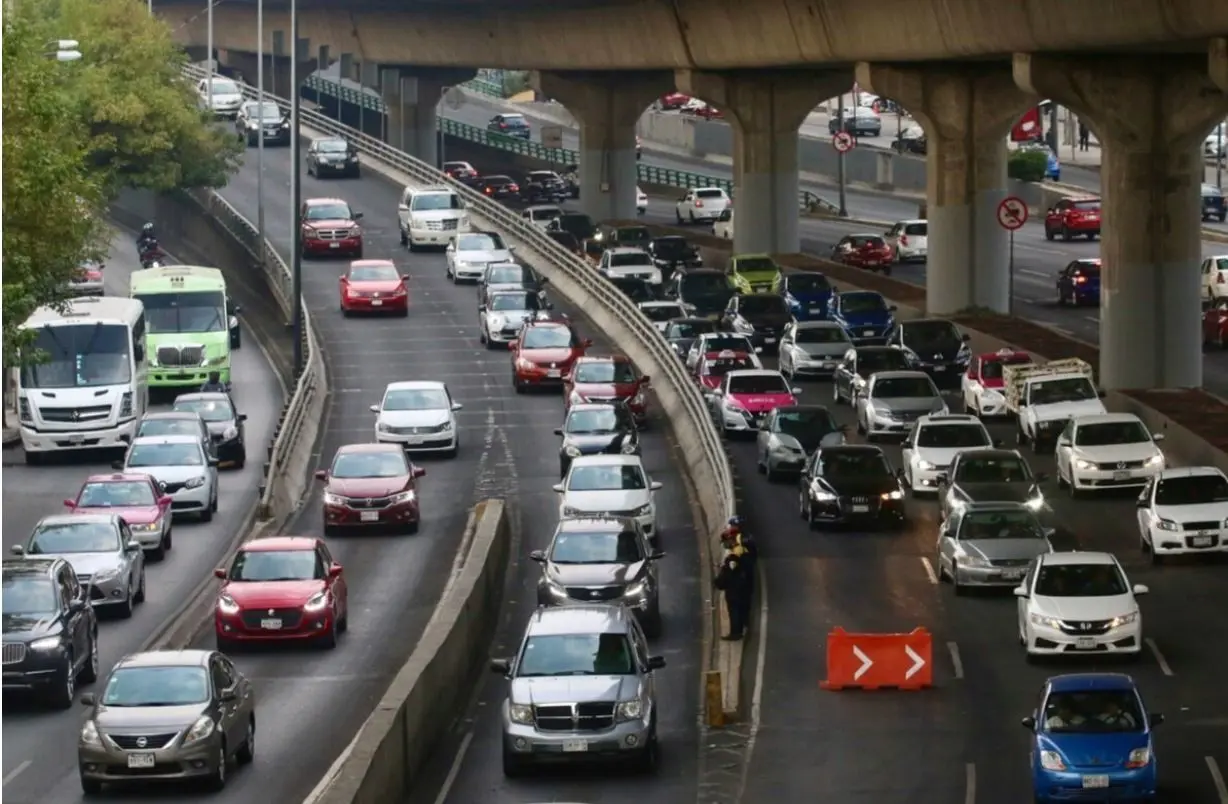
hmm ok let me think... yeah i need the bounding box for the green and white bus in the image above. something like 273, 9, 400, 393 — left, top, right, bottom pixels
129, 265, 238, 389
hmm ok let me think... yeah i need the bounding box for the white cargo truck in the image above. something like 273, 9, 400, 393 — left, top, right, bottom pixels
1004, 358, 1106, 453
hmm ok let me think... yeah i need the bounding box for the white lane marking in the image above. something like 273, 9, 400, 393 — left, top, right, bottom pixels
964, 762, 977, 804
433, 730, 474, 804
3, 761, 31, 787
920, 556, 939, 585
947, 641, 964, 680
1083, 315, 1099, 323
1018, 269, 1049, 279
1145, 638, 1175, 676
738, 561, 769, 796
1208, 756, 1228, 803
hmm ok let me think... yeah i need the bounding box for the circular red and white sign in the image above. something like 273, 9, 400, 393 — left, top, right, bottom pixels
996, 196, 1029, 230
832, 132, 854, 153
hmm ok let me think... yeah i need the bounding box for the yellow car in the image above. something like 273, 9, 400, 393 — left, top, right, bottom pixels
727, 253, 783, 294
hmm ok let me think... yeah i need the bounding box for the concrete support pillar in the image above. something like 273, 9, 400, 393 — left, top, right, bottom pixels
537, 71, 672, 222
677, 70, 850, 255
380, 68, 476, 166
220, 50, 316, 99
1212, 38, 1228, 93
1015, 54, 1228, 390
858, 63, 1036, 316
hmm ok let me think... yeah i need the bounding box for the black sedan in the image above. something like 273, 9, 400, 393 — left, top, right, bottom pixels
306, 137, 360, 178
555, 402, 640, 477
521, 170, 569, 204
664, 317, 718, 360
234, 101, 290, 146
608, 277, 657, 303
798, 444, 906, 529
937, 449, 1048, 521
171, 392, 247, 468
648, 236, 702, 276
477, 175, 520, 201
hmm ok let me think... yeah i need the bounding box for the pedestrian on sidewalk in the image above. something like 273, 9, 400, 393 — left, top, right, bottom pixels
1078, 121, 1090, 152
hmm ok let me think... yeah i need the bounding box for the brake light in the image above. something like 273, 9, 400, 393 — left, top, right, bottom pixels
509, 184, 519, 192
500, 123, 507, 129
1219, 275, 1225, 284
900, 235, 909, 246
1074, 276, 1086, 284
695, 199, 704, 208
485, 186, 494, 194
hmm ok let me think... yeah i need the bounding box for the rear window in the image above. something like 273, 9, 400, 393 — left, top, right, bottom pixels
903, 223, 927, 236
1074, 263, 1101, 276
696, 189, 725, 199
849, 236, 886, 248
610, 252, 651, 267
502, 115, 527, 125
1072, 200, 1100, 210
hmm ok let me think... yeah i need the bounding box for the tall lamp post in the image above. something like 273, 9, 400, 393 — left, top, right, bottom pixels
256, 0, 265, 253
290, 0, 303, 375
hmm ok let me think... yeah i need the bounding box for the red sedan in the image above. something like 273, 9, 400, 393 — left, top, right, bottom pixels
64, 473, 173, 559
1204, 298, 1228, 348
443, 160, 478, 181
695, 350, 757, 393
510, 320, 592, 392
214, 536, 349, 650
1044, 197, 1101, 241
831, 234, 894, 273
565, 355, 650, 424
301, 197, 364, 258
316, 443, 425, 534
339, 259, 408, 316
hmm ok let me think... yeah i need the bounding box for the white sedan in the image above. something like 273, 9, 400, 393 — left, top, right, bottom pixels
445, 232, 514, 283
637, 187, 648, 215
1054, 413, 1165, 497
1015, 551, 1147, 660
371, 381, 463, 456
1136, 466, 1228, 562
553, 454, 663, 540
638, 301, 690, 333
900, 414, 993, 494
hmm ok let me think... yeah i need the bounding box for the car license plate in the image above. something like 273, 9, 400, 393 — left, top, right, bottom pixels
1191, 534, 1214, 547
1113, 470, 1131, 481
127, 753, 156, 769
866, 260, 880, 266
933, 365, 946, 372
764, 337, 776, 344
810, 306, 823, 313
862, 329, 874, 336
562, 740, 588, 753
851, 505, 869, 513
1074, 637, 1098, 650
1082, 775, 1109, 789
68, 434, 85, 444
546, 369, 562, 378
1002, 569, 1025, 580
329, 242, 340, 249
260, 618, 282, 630
360, 510, 380, 522
370, 299, 383, 306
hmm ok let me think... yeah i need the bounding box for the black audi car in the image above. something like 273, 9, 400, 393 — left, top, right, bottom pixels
648, 236, 702, 275
547, 211, 596, 242
305, 137, 360, 178
720, 293, 793, 352
609, 277, 657, 303
171, 392, 247, 468
521, 170, 569, 204
937, 449, 1049, 522
885, 318, 972, 387
798, 445, 907, 529
554, 402, 640, 477
2, 557, 98, 709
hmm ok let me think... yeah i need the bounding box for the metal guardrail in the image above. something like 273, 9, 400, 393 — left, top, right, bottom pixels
303, 73, 502, 112
187, 63, 735, 539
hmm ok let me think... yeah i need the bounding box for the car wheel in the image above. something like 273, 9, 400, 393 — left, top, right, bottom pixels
806, 496, 821, 531
688, 211, 696, 224
832, 383, 841, 404
1044, 225, 1054, 241
235, 718, 255, 765
405, 519, 420, 535
134, 568, 146, 604
399, 227, 408, 247
952, 564, 967, 596
318, 616, 339, 650
502, 747, 527, 778
642, 609, 663, 638
765, 460, 781, 483
1067, 473, 1081, 500
856, 416, 866, 436
201, 502, 214, 523
81, 629, 99, 683
354, 247, 364, 259
634, 726, 659, 773
81, 777, 103, 796
150, 539, 166, 562
116, 582, 134, 619
206, 741, 228, 791
47, 655, 75, 709
164, 525, 173, 552
215, 633, 238, 654
935, 553, 948, 583
1061, 225, 1072, 242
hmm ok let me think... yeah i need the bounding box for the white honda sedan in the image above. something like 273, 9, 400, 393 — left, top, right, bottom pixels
371, 380, 463, 456
553, 454, 663, 540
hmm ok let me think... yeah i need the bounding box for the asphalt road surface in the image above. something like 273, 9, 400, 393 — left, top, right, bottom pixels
70, 139, 702, 804
1, 233, 283, 803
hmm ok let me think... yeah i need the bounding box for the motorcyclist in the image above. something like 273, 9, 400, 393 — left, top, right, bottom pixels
136, 222, 158, 251
199, 371, 228, 393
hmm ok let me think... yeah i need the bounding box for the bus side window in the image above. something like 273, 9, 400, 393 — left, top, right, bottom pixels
133, 313, 146, 362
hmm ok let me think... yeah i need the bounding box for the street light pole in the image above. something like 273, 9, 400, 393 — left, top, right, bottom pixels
256, 0, 265, 253
290, 0, 303, 375
206, 0, 213, 91
836, 93, 847, 217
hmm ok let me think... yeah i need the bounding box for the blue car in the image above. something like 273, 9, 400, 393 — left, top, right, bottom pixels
826, 290, 896, 345
1056, 258, 1101, 306
781, 272, 834, 321
1024, 673, 1161, 803
1023, 143, 1062, 181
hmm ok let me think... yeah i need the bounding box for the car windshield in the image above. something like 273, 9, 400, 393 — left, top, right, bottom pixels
229, 548, 324, 581
317, 140, 348, 153
1071, 199, 1101, 211
787, 274, 830, 293
641, 304, 684, 322
1, 576, 57, 615
490, 293, 539, 312
568, 465, 647, 491
551, 530, 643, 563
522, 327, 572, 349
411, 194, 460, 211
958, 510, 1044, 540
615, 227, 650, 244
383, 388, 449, 411
127, 443, 203, 467
1031, 377, 1097, 404
137, 418, 199, 439
980, 356, 1031, 380
330, 451, 408, 478
1075, 421, 1151, 446
205, 78, 238, 94
873, 377, 936, 398
459, 233, 505, 251
20, 323, 132, 389
848, 236, 886, 248
27, 521, 119, 554
668, 321, 714, 339
795, 327, 848, 345
566, 408, 622, 435
682, 274, 731, 294
518, 633, 635, 677
610, 252, 651, 267
917, 424, 990, 448
840, 293, 887, 313
903, 222, 927, 236
735, 257, 777, 274
1154, 474, 1228, 505
858, 350, 912, 375
247, 102, 281, 120
349, 264, 399, 282
172, 398, 234, 423
1043, 690, 1145, 734
739, 296, 787, 315
135, 291, 227, 335
574, 362, 636, 384
905, 321, 962, 349
305, 203, 351, 220
820, 450, 892, 478
1034, 563, 1128, 597
728, 375, 789, 395
102, 666, 210, 707
500, 115, 527, 126
77, 481, 156, 507
776, 409, 838, 440
955, 456, 1031, 483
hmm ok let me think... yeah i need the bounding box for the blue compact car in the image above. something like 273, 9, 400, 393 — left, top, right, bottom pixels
1056, 258, 1101, 306
826, 290, 896, 345
1024, 673, 1161, 803
781, 273, 834, 321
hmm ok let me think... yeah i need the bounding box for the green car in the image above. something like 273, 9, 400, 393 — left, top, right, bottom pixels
727, 254, 783, 294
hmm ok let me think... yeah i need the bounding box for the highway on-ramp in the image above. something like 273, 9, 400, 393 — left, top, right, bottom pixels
1, 233, 283, 804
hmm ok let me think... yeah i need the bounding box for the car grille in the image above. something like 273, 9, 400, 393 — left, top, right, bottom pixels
592, 508, 642, 518
533, 702, 617, 732
156, 345, 204, 367
565, 586, 625, 602
385, 425, 444, 435
839, 496, 881, 514
108, 733, 178, 750
312, 229, 351, 240
240, 608, 304, 629
162, 482, 188, 494
990, 558, 1033, 568
1095, 460, 1146, 471
1058, 619, 1113, 636
1182, 520, 1221, 531
2, 643, 28, 665
340, 495, 394, 509
39, 404, 112, 423
425, 219, 459, 231
584, 397, 621, 405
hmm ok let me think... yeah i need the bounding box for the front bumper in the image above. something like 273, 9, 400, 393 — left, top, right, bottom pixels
2, 646, 66, 690
20, 418, 136, 454
790, 357, 842, 377
914, 361, 968, 385
765, 448, 806, 473
82, 573, 130, 607
323, 500, 419, 528
315, 160, 358, 175
515, 366, 569, 387
1070, 462, 1162, 490
343, 293, 408, 312
79, 735, 222, 785
719, 406, 767, 433
376, 428, 457, 452
408, 226, 460, 245
1024, 620, 1142, 656
213, 437, 246, 464
245, 126, 290, 144
168, 483, 211, 514
951, 562, 1029, 587
68, 281, 105, 297
502, 713, 652, 761
304, 236, 362, 256
1033, 766, 1156, 802
452, 262, 489, 281
865, 413, 920, 438
1146, 525, 1228, 556
808, 496, 906, 527
216, 606, 335, 643
148, 367, 229, 387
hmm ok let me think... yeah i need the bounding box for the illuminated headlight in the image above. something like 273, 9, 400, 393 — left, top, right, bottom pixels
1073, 459, 1096, 471
217, 593, 240, 614
390, 490, 416, 504
1030, 613, 1063, 630
1107, 612, 1138, 628
616, 699, 645, 722
1038, 750, 1066, 771
619, 441, 638, 455
509, 703, 534, 725
562, 506, 583, 517
813, 490, 838, 502
246, 121, 259, 129
1155, 518, 1179, 532
222, 426, 239, 441
323, 492, 345, 505
563, 445, 582, 457
303, 591, 329, 612
80, 720, 102, 745
516, 358, 536, 371
623, 580, 647, 599
958, 552, 991, 568
723, 397, 743, 411
120, 392, 133, 418
182, 715, 215, 747
184, 476, 206, 489
916, 460, 937, 471
1145, 454, 1164, 468
1126, 747, 1151, 768
881, 490, 904, 501
632, 503, 652, 516
28, 636, 62, 651
130, 522, 161, 533
91, 568, 120, 583
1025, 493, 1045, 511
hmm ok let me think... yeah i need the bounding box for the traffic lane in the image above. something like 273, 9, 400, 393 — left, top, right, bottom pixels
0, 233, 283, 801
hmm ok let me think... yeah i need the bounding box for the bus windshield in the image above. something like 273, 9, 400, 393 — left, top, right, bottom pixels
20, 323, 132, 389
135, 291, 226, 334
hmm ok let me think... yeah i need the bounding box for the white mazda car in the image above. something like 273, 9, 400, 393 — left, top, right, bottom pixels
553, 454, 663, 540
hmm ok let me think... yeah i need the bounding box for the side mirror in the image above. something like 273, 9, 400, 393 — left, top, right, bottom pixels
238, 414, 247, 422
328, 563, 343, 578
126, 540, 143, 552
446, 243, 455, 251
1021, 716, 1036, 729
508, 341, 518, 351
111, 461, 125, 470
369, 404, 381, 413
552, 483, 564, 493
451, 402, 464, 411
353, 212, 364, 220
961, 333, 971, 341
895, 468, 906, 480
207, 458, 219, 467
10, 545, 26, 556
490, 658, 511, 675
158, 495, 173, 506
791, 387, 803, 395
935, 473, 948, 484
233, 305, 242, 314
553, 428, 563, 436
314, 470, 329, 481
1097, 390, 1107, 399
63, 499, 77, 509
649, 551, 666, 560
80, 693, 96, 706
1132, 584, 1149, 596
1136, 498, 1149, 508
1013, 585, 1028, 598
993, 438, 1003, 447
888, 305, 898, 312
1152, 433, 1165, 442
1149, 712, 1165, 726
647, 656, 667, 670
529, 550, 546, 563
650, 481, 663, 491
214, 568, 227, 579
413, 467, 427, 478
68, 600, 87, 614
640, 374, 651, 384
221, 688, 239, 703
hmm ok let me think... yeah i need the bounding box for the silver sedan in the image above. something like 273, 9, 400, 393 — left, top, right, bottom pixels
14, 513, 146, 617
935, 502, 1053, 595
778, 321, 852, 380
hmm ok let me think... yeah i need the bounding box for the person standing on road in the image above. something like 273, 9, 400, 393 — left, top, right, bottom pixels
714, 525, 750, 641
1078, 121, 1090, 152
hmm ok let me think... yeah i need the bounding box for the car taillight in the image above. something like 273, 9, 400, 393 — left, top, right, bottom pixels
485, 186, 494, 194
500, 123, 507, 129
695, 199, 704, 208
509, 184, 519, 192
900, 235, 909, 246
1074, 276, 1086, 284
1218, 274, 1225, 284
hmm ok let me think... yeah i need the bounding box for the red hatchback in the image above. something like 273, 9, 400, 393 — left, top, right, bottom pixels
565, 355, 650, 424
831, 234, 894, 273
1044, 197, 1101, 241
301, 197, 364, 258
64, 473, 173, 559
340, 259, 408, 316
1204, 298, 1228, 348
510, 320, 592, 392
214, 536, 348, 650
316, 443, 425, 534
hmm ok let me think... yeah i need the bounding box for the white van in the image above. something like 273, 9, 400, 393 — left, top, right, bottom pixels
712, 207, 733, 240
397, 185, 470, 250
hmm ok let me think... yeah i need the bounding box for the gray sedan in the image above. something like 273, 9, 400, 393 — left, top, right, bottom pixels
855, 370, 948, 440
935, 502, 1053, 594
778, 321, 853, 380
13, 514, 145, 617
756, 405, 845, 480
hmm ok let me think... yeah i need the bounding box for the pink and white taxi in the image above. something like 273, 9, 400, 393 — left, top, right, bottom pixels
710, 369, 801, 436
695, 349, 762, 394
961, 349, 1032, 417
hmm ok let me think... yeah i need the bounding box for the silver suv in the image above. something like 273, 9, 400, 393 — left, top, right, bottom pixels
491, 605, 665, 776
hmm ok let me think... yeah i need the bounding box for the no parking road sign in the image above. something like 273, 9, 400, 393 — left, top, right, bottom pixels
997, 196, 1029, 230
832, 131, 854, 154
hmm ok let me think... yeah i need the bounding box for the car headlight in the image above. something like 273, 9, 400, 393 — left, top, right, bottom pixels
377, 423, 394, 433
222, 426, 239, 441
958, 552, 991, 568
207, 355, 227, 367
246, 121, 258, 130
916, 460, 936, 471
488, 314, 506, 329
813, 490, 838, 502
29, 636, 62, 651
390, 490, 416, 504
723, 397, 744, 410
1107, 612, 1138, 628
562, 506, 582, 517
881, 490, 904, 501
623, 580, 648, 598
1126, 747, 1151, 768
438, 420, 453, 432
516, 357, 536, 371
1025, 493, 1045, 511
616, 699, 645, 722
1038, 750, 1066, 772
619, 441, 638, 455
81, 720, 102, 745
349, 227, 362, 237
871, 406, 895, 421
91, 568, 120, 583
131, 522, 161, 533
182, 715, 215, 747
1073, 459, 1095, 471
563, 445, 582, 457
303, 591, 330, 612
217, 593, 240, 614
633, 503, 652, 516
1030, 613, 1063, 630
509, 703, 534, 725
323, 492, 345, 506
184, 476, 206, 489
568, 392, 586, 406
1145, 454, 1164, 467
980, 389, 1003, 402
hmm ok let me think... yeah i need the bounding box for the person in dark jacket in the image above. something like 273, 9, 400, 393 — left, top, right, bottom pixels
713, 530, 750, 641
200, 371, 227, 393
1078, 121, 1090, 152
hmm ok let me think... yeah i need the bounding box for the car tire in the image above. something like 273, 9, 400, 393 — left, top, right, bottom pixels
206, 742, 228, 791
675, 209, 683, 225
134, 568, 146, 604
1061, 225, 1072, 242
405, 520, 420, 535
399, 227, 408, 247
149, 539, 166, 562
48, 655, 75, 709
634, 727, 660, 773
116, 583, 134, 619
81, 777, 103, 796
765, 461, 781, 483
354, 247, 364, 260
201, 503, 214, 523
642, 610, 662, 638
502, 747, 527, 778
832, 383, 842, 405
318, 616, 339, 650
81, 629, 99, 683
952, 564, 966, 596
1044, 226, 1055, 241
164, 526, 173, 553
235, 718, 255, 765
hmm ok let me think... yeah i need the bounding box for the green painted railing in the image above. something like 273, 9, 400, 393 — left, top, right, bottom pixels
303, 72, 502, 112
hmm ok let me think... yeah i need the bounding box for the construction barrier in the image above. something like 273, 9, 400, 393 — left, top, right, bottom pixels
820, 627, 933, 691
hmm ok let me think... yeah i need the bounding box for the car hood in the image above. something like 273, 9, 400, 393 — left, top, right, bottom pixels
1037, 732, 1150, 769
822, 476, 900, 496
954, 482, 1037, 503
913, 447, 981, 468
47, 552, 123, 578
378, 409, 451, 428
1031, 398, 1106, 421
74, 505, 162, 525
95, 702, 208, 732
225, 579, 325, 608
776, 431, 845, 454
905, 341, 963, 361
729, 392, 798, 413
327, 477, 410, 497
563, 433, 625, 453
511, 675, 639, 705
1031, 593, 1136, 621
960, 538, 1051, 562
794, 342, 849, 359
547, 561, 646, 586
1073, 443, 1162, 463
128, 464, 209, 484
521, 348, 578, 365
1153, 501, 1228, 523
572, 382, 638, 399
743, 311, 791, 328
873, 396, 944, 414
838, 311, 891, 326
209, 93, 243, 104
2, 612, 59, 638
458, 248, 513, 263
350, 280, 404, 294
788, 289, 833, 303
563, 489, 651, 512
304, 218, 356, 229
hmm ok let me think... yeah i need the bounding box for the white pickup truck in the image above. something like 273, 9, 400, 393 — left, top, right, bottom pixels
1004, 358, 1107, 453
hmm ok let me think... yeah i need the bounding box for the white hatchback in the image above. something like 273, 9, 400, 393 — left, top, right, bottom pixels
1136, 466, 1228, 561
675, 187, 730, 225
1199, 255, 1228, 300
371, 381, 463, 456
1054, 414, 1165, 496
901, 414, 994, 494
884, 220, 928, 263
553, 454, 663, 540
